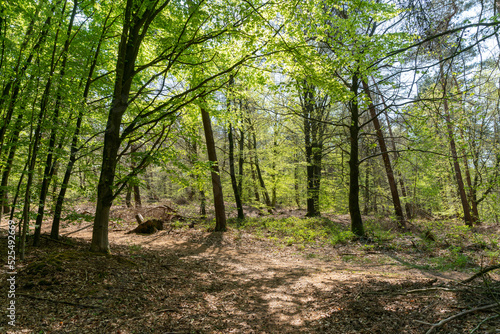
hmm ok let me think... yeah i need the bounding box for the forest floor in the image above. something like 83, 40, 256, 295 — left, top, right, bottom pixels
0, 203, 499, 334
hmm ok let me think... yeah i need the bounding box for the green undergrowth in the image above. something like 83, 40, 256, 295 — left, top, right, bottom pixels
227, 215, 499, 273
232, 216, 355, 246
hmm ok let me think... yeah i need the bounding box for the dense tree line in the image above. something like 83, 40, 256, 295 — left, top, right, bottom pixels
0, 0, 498, 255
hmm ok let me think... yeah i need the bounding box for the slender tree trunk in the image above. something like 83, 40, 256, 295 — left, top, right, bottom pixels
200, 106, 226, 231
51, 6, 111, 239
237, 126, 244, 200
349, 74, 363, 236
440, 81, 473, 226
250, 156, 260, 202
130, 144, 142, 208
20, 84, 48, 259
34, 0, 76, 246
362, 80, 405, 228
200, 190, 206, 218
228, 123, 244, 219
22, 0, 64, 252
461, 150, 479, 222
444, 109, 473, 226
374, 81, 412, 219
363, 156, 370, 215
125, 185, 133, 208
0, 113, 22, 213
294, 162, 301, 209
301, 82, 322, 217
271, 138, 277, 209
0, 3, 52, 219
253, 133, 272, 210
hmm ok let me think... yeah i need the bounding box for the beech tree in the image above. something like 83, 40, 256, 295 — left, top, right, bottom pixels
89, 0, 275, 252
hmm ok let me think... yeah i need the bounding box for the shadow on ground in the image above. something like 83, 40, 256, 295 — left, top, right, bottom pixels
0, 228, 495, 334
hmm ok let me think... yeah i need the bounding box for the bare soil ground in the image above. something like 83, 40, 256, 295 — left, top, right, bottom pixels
0, 205, 499, 333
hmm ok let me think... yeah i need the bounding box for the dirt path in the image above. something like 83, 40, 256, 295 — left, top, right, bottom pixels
0, 220, 493, 333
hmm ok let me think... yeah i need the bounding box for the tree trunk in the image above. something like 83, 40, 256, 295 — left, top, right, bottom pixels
362, 80, 405, 228
252, 131, 272, 211
374, 81, 412, 219
34, 0, 78, 246
228, 123, 244, 219
363, 156, 370, 215
439, 76, 474, 226
237, 125, 244, 200
250, 156, 260, 202
0, 113, 22, 213
349, 74, 364, 236
125, 185, 133, 208
20, 81, 49, 259
200, 190, 207, 218
90, 0, 166, 252
301, 81, 322, 217
200, 106, 226, 231
443, 106, 474, 226
90, 103, 124, 253
133, 184, 142, 208
130, 144, 142, 208
294, 162, 301, 209
461, 150, 479, 222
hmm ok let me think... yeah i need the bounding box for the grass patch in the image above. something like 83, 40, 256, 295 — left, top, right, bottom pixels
235, 216, 354, 246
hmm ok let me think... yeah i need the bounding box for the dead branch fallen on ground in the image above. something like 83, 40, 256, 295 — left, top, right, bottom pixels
416, 303, 500, 334
18, 293, 103, 309
63, 223, 93, 236
463, 264, 500, 283
405, 287, 462, 294
41, 235, 76, 246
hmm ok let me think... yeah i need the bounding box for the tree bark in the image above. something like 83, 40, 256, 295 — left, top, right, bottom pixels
228, 123, 244, 219
300, 81, 324, 217
125, 185, 133, 208
443, 102, 474, 226
294, 162, 301, 209
439, 69, 474, 226
91, 0, 144, 252
349, 74, 364, 236
250, 155, 260, 202
237, 125, 244, 200
200, 106, 227, 231
252, 131, 272, 211
374, 81, 412, 219
362, 80, 405, 228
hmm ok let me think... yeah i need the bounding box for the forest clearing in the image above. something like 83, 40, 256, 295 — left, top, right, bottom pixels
1, 203, 499, 333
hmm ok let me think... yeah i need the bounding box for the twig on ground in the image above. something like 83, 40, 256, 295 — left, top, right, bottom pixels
470, 314, 499, 334
463, 264, 500, 283
419, 303, 500, 334
41, 235, 76, 246
18, 293, 103, 309
63, 223, 93, 236
406, 287, 461, 294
